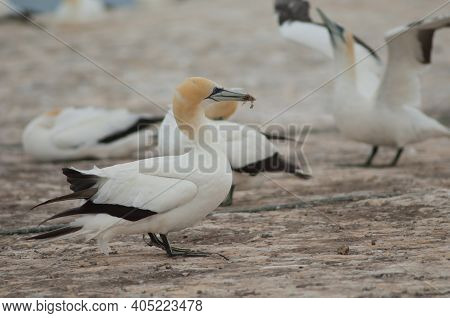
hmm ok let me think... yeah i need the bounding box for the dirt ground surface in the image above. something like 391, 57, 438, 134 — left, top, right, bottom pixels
0, 0, 449, 297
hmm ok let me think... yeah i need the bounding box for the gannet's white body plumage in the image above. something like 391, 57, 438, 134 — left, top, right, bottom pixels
275, 0, 383, 98
159, 109, 272, 190
22, 107, 161, 162
318, 10, 450, 165
158, 102, 311, 205
29, 78, 255, 257
55, 0, 104, 23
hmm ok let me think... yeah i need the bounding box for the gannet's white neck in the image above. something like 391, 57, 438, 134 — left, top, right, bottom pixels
332, 32, 358, 92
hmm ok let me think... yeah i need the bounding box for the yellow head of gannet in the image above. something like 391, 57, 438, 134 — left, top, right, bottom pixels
173, 77, 255, 139
204, 101, 239, 120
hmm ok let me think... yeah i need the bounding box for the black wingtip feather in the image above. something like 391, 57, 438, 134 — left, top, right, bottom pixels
31, 188, 98, 210
39, 201, 158, 225
26, 226, 82, 240
62, 168, 99, 192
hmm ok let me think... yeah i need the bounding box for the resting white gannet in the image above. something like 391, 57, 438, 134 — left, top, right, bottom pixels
22, 107, 163, 162
55, 0, 105, 23
274, 0, 382, 98
318, 10, 450, 166
158, 99, 312, 206
28, 77, 255, 258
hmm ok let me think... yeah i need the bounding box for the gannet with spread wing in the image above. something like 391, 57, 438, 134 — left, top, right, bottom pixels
318, 10, 450, 166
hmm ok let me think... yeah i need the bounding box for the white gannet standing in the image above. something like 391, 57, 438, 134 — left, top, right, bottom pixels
28, 77, 255, 258
55, 0, 105, 23
318, 9, 450, 166
22, 107, 164, 162
158, 99, 311, 206
274, 0, 383, 99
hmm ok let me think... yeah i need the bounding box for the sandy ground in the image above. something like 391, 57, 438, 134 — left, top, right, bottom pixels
0, 0, 449, 297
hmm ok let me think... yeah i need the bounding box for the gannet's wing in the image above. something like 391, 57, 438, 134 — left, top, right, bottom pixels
50, 107, 161, 149
221, 123, 278, 169
218, 121, 311, 178
377, 15, 450, 109
37, 157, 198, 224
275, 0, 382, 98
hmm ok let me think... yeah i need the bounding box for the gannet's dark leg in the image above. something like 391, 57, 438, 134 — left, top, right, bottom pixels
338, 146, 379, 168
390, 148, 404, 166
144, 233, 165, 249
220, 185, 235, 207
364, 146, 379, 166
159, 234, 229, 260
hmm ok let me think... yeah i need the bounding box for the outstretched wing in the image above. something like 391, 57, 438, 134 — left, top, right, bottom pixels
377, 15, 450, 109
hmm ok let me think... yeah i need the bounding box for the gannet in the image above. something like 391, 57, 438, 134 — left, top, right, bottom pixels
55, 0, 105, 23
274, 0, 382, 98
0, 0, 35, 22
22, 107, 163, 162
158, 99, 311, 206
28, 77, 255, 258
318, 10, 450, 166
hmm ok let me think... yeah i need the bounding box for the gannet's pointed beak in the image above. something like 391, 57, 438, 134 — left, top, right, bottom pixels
317, 8, 345, 44
206, 87, 255, 103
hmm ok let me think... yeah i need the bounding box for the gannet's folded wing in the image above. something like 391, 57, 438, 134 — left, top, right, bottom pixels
35, 157, 198, 225
50, 107, 140, 149
377, 15, 450, 109
92, 173, 198, 213
225, 126, 277, 169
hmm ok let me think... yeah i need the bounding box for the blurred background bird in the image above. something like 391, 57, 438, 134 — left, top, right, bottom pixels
316, 9, 450, 166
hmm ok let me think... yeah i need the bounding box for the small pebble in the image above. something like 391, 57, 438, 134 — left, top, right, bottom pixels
337, 245, 350, 255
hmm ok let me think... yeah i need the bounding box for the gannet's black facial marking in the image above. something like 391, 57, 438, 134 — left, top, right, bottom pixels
206, 87, 224, 101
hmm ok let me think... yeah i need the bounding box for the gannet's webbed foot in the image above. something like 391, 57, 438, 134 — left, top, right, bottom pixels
220, 185, 235, 207
160, 234, 229, 260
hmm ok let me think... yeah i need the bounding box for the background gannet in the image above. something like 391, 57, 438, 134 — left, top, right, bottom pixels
0, 0, 38, 22
318, 10, 450, 166
28, 77, 255, 258
22, 107, 163, 161
55, 0, 105, 23
274, 0, 382, 99
158, 98, 311, 206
